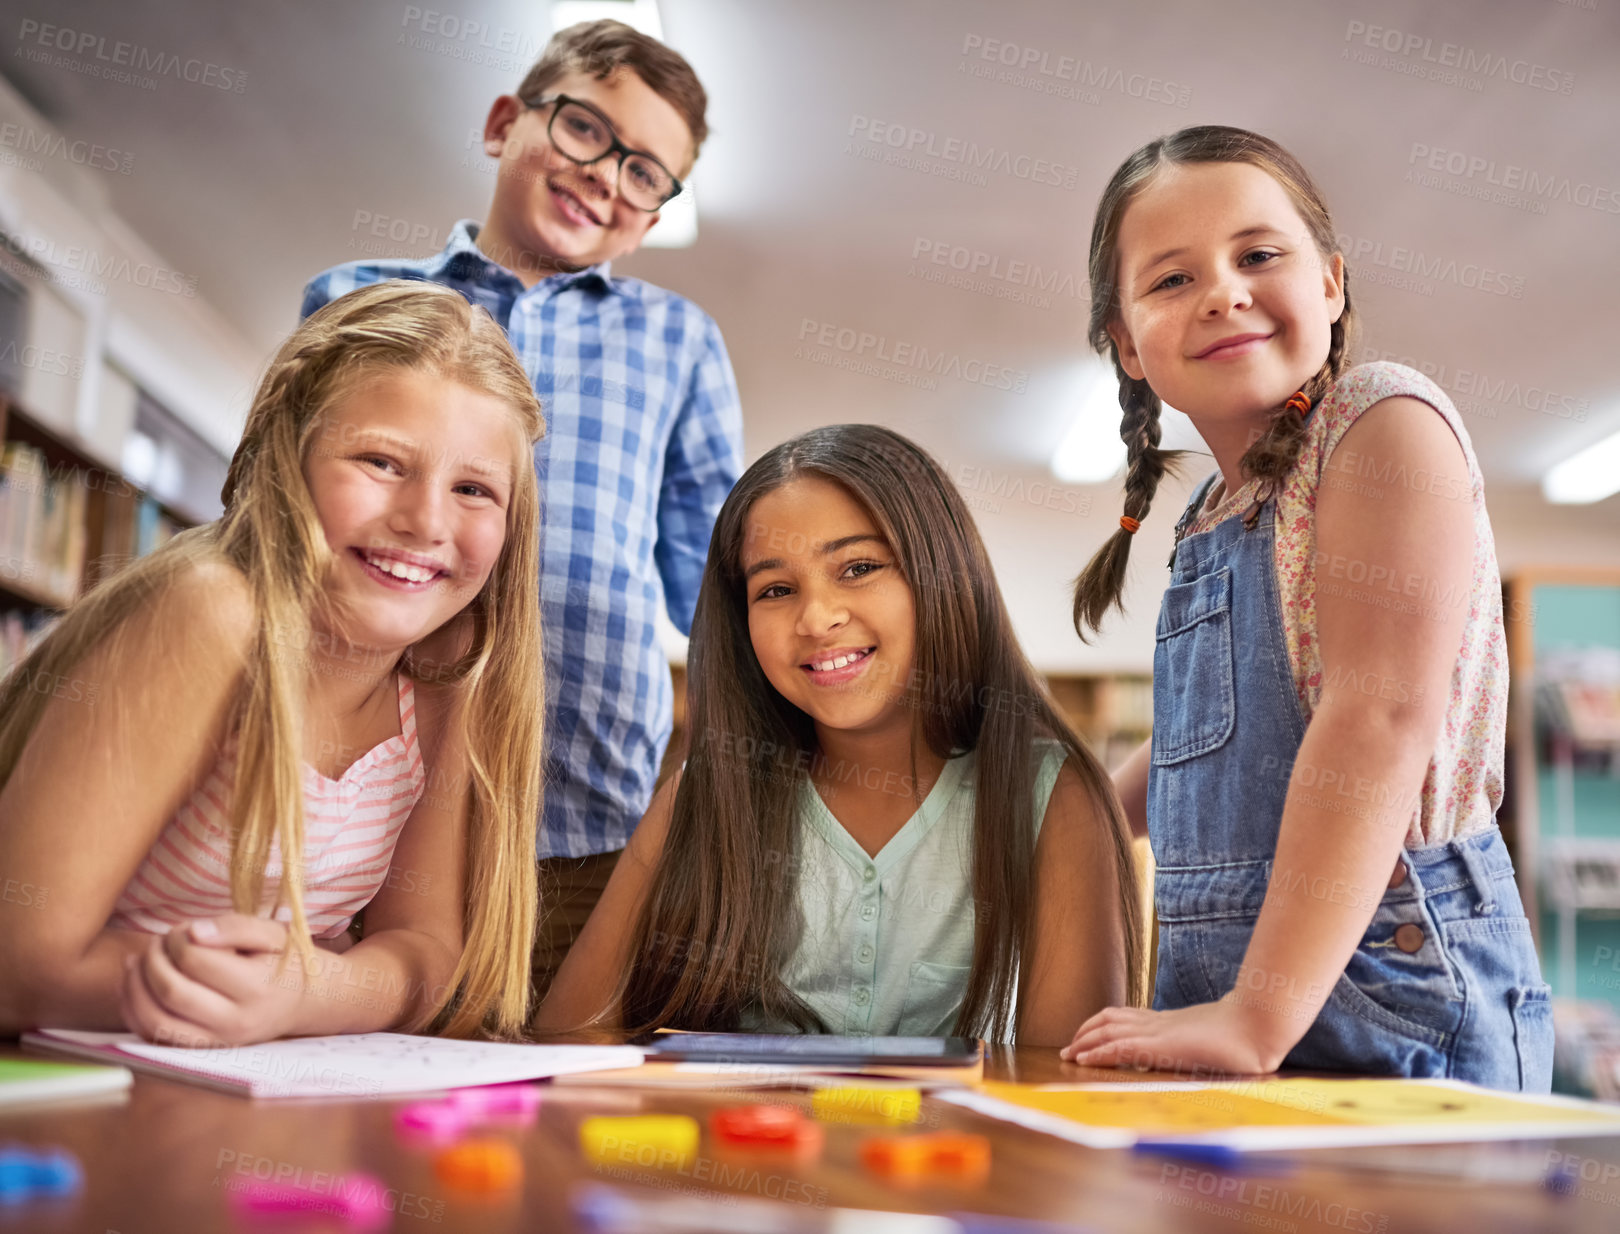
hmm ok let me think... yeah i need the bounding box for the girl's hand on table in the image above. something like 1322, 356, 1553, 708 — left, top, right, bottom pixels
120, 914, 306, 1047
1060, 997, 1285, 1075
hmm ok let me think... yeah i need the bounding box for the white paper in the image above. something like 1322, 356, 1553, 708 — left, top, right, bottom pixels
36, 1029, 643, 1098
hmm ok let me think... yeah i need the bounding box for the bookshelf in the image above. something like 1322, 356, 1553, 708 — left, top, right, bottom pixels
1503, 569, 1620, 1007
1045, 673, 1154, 771
0, 394, 199, 678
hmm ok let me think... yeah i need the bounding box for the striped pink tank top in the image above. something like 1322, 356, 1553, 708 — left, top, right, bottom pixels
110, 675, 426, 939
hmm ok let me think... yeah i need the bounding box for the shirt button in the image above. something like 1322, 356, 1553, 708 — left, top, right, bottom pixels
857, 944, 874, 963
861, 906, 877, 921
854, 988, 871, 1005
862, 867, 877, 884
1394, 923, 1425, 954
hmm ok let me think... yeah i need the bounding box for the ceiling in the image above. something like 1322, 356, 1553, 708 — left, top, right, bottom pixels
5, 0, 1617, 666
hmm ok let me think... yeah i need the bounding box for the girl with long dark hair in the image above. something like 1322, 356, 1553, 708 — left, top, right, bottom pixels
537, 424, 1141, 1044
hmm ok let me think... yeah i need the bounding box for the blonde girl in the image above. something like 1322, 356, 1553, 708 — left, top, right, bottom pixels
0, 281, 544, 1044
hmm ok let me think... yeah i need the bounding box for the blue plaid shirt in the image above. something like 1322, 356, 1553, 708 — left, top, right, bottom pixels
301, 221, 743, 858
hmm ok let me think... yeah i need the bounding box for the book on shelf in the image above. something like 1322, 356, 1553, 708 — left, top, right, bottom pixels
0, 441, 88, 606
1536, 647, 1620, 748
1540, 681, 1620, 747
134, 495, 178, 557
1097, 675, 1154, 734
1553, 1000, 1620, 1103
1542, 838, 1620, 912
0, 607, 60, 679
96, 483, 138, 578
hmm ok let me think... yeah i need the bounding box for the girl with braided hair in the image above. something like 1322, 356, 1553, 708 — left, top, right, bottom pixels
1061, 127, 1550, 1090
0, 282, 545, 1044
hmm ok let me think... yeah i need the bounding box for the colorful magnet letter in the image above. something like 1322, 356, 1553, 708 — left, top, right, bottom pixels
860, 1131, 991, 1183
0, 1147, 82, 1203
395, 1100, 474, 1141
812, 1085, 922, 1126
710, 1104, 824, 1154
434, 1138, 523, 1191
448, 1084, 543, 1118
579, 1115, 700, 1170
227, 1172, 390, 1229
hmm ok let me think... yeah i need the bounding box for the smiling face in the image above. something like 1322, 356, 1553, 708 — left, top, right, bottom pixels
1107, 160, 1345, 431
481, 68, 693, 269
740, 476, 918, 741
303, 369, 522, 654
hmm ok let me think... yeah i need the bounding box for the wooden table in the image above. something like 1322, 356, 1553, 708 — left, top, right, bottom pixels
3, 1041, 1618, 1233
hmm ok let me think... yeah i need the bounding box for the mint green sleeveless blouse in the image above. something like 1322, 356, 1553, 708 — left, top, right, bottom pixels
749, 739, 1066, 1037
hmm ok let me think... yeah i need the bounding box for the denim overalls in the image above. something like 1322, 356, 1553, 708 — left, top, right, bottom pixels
1148, 474, 1553, 1091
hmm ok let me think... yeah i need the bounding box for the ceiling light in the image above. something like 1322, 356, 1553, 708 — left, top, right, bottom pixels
1051, 363, 1128, 484
1050, 360, 1210, 484
642, 182, 696, 248
552, 0, 663, 38
1157, 402, 1205, 453
1543, 427, 1620, 504
122, 431, 157, 489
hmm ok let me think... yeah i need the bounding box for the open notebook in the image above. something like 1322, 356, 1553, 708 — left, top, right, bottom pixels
23, 1029, 642, 1099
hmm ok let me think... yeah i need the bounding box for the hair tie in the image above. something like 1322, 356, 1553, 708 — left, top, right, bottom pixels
1284, 391, 1311, 417
1119, 515, 1141, 534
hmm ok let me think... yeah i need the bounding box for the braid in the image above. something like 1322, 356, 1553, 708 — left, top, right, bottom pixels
1322, 306, 1350, 381
1238, 308, 1353, 487
1071, 368, 1182, 641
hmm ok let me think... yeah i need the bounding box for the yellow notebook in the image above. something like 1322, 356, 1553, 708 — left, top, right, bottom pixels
941, 1078, 1620, 1149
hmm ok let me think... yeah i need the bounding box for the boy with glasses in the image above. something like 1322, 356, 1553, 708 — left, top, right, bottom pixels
300, 20, 743, 1009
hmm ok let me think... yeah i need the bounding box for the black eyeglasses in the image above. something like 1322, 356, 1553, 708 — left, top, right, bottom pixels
523, 94, 683, 212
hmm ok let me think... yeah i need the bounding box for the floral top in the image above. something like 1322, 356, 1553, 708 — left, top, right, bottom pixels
1183, 362, 1506, 846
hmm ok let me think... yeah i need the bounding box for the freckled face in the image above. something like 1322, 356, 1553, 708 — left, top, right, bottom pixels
740, 476, 917, 738
1107, 161, 1345, 429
